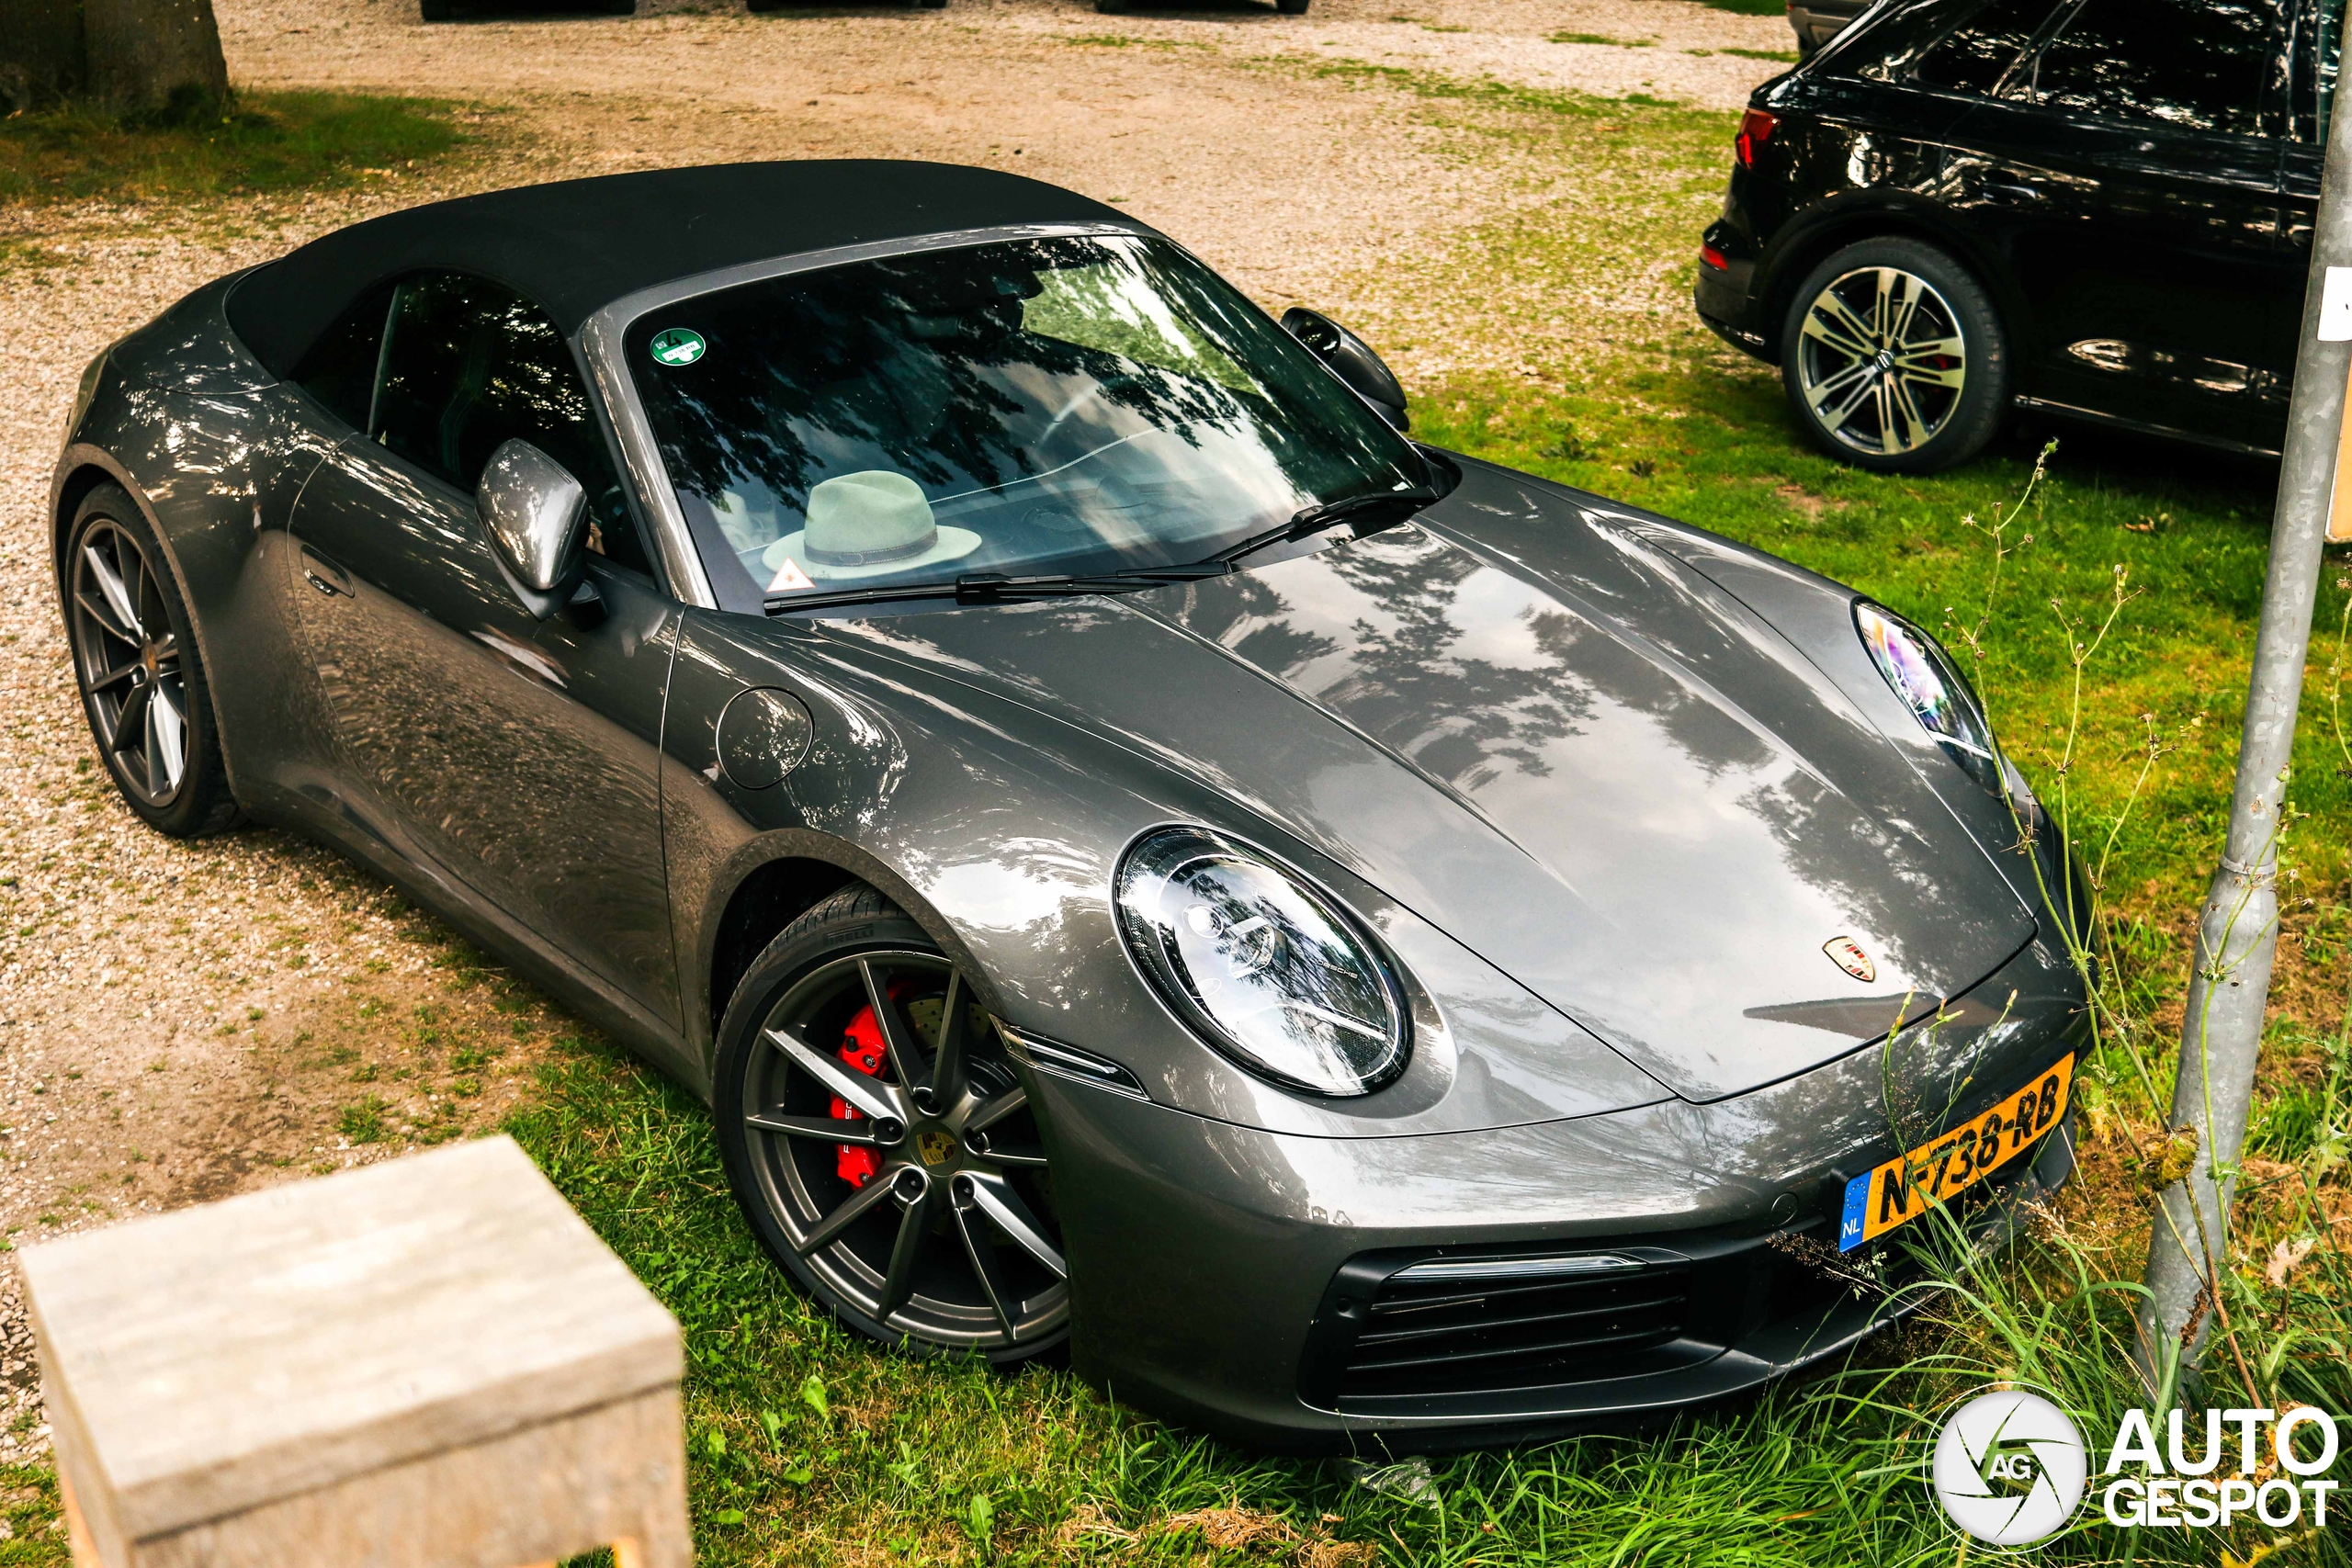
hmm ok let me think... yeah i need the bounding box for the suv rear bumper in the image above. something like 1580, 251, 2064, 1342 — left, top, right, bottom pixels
1697, 220, 1771, 360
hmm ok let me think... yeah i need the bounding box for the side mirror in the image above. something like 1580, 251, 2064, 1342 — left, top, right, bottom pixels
477, 438, 589, 620
1281, 308, 1409, 433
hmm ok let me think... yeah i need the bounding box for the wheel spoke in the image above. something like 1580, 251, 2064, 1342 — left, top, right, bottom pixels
794, 1164, 903, 1257
766, 1025, 903, 1124
1808, 360, 1877, 428
1800, 310, 1873, 364
82, 548, 141, 641
1804, 294, 1878, 361
961, 1083, 1028, 1138
74, 591, 136, 648
87, 657, 141, 692
748, 1110, 895, 1147
974, 1139, 1049, 1168
112, 682, 153, 757
858, 959, 929, 1092
1880, 268, 1922, 346
962, 1171, 1065, 1279
952, 1201, 1020, 1339
876, 1176, 936, 1320
149, 684, 187, 791
1895, 359, 1964, 390
1884, 376, 1932, 453
930, 968, 970, 1108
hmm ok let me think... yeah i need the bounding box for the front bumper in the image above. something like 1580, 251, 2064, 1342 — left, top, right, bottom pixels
1034, 933, 2087, 1451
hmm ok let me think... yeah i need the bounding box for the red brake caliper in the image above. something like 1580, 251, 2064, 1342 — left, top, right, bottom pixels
833, 999, 890, 1189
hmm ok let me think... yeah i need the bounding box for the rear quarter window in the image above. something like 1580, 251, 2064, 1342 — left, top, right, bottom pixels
1908, 0, 2063, 96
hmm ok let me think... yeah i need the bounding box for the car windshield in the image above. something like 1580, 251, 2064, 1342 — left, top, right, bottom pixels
624, 233, 1426, 609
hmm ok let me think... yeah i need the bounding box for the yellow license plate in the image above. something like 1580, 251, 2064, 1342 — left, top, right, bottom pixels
1838, 1055, 2073, 1251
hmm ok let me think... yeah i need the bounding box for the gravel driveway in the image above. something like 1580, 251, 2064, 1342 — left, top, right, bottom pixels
0, 0, 1781, 1459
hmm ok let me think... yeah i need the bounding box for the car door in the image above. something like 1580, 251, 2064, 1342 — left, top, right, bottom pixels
285, 270, 684, 1029
1944, 0, 2290, 446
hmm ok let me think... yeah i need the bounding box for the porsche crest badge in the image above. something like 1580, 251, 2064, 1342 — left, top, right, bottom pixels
917, 1130, 958, 1167
1824, 936, 1876, 984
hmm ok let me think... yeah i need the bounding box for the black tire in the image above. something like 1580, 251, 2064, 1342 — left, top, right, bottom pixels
1276, 0, 1309, 12
714, 883, 1069, 1365
62, 485, 242, 840
1777, 236, 2007, 475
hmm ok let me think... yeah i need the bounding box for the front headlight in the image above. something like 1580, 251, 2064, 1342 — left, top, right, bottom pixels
1854, 601, 2003, 795
1115, 827, 1410, 1097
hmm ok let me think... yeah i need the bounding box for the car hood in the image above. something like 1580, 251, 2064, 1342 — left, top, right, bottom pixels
817, 463, 2037, 1103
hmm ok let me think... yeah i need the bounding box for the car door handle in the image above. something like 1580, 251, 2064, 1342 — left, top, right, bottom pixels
300, 545, 352, 598
1984, 182, 2046, 202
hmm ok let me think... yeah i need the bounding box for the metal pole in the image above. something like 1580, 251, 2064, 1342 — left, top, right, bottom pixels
2130, 82, 2352, 1393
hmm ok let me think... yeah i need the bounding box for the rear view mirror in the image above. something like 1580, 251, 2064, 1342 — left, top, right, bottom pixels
1281, 308, 1410, 432
477, 439, 589, 619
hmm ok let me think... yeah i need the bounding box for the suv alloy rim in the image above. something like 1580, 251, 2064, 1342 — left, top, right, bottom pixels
741, 951, 1068, 1350
70, 519, 189, 807
1795, 265, 1967, 457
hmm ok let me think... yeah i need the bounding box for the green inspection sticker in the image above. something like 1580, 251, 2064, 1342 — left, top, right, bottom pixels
649, 327, 706, 367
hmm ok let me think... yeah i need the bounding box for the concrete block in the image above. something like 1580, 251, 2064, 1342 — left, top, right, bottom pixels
20, 1136, 689, 1568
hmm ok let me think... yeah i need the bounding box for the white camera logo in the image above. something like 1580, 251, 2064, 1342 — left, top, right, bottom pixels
1930, 1388, 2089, 1547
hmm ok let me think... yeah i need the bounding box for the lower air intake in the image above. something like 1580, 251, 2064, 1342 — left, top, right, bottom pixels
1337, 1253, 1691, 1401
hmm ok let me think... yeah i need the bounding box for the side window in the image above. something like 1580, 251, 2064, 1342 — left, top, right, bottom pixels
292, 280, 396, 433
2294, 0, 2345, 142
2027, 0, 2280, 135
372, 272, 658, 580
1911, 0, 2062, 96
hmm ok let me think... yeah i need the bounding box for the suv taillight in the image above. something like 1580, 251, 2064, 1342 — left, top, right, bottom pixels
1735, 108, 1778, 169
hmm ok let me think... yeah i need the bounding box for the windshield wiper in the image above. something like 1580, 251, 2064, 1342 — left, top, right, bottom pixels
765, 563, 1232, 615
953, 563, 1233, 601
1209, 485, 1442, 567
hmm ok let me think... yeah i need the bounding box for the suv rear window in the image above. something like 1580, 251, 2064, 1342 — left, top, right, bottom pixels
2026, 0, 2280, 135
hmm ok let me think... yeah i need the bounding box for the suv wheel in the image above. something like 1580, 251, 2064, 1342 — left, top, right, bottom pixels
1779, 237, 2007, 474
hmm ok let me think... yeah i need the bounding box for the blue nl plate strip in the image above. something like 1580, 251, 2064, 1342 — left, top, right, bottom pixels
1838, 1171, 1870, 1252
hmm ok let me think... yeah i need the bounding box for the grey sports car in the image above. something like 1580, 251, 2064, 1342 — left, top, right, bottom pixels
52, 161, 2086, 1450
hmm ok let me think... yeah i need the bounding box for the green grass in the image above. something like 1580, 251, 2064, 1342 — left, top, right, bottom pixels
1547, 30, 1653, 48
0, 91, 469, 208
1696, 0, 1792, 15
0, 1465, 64, 1566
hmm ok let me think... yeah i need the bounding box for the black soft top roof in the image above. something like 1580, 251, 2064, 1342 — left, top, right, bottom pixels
226, 159, 1138, 378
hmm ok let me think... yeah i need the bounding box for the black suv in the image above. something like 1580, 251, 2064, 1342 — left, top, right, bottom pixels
1696, 0, 2342, 472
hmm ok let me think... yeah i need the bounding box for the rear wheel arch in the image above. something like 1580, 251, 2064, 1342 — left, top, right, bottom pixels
1756, 209, 2018, 365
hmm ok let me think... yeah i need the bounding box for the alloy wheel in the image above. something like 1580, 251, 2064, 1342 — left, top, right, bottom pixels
1794, 265, 1967, 457
740, 950, 1067, 1351
69, 519, 190, 807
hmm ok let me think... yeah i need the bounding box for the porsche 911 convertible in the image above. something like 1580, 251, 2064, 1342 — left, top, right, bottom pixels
51, 160, 2086, 1450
